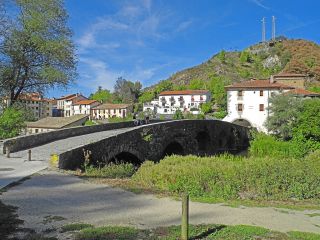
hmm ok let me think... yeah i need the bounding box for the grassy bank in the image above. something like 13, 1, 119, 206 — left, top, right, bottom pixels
132, 151, 320, 202
61, 224, 320, 240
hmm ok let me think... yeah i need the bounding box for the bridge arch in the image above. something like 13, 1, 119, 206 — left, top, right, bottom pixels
162, 141, 185, 158
232, 118, 252, 128
195, 131, 211, 152
109, 151, 142, 166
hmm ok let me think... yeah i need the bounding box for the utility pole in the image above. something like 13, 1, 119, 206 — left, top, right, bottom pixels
261, 17, 266, 43
272, 16, 276, 41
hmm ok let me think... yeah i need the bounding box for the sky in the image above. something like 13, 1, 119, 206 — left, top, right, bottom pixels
48, 0, 320, 98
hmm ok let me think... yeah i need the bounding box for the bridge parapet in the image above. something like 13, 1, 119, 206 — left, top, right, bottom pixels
2, 120, 164, 154
58, 120, 250, 170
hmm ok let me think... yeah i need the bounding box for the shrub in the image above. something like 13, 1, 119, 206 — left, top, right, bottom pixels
85, 163, 136, 178
249, 132, 304, 159
0, 107, 26, 139
133, 154, 320, 201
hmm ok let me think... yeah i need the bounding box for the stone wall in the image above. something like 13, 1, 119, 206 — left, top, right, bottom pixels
58, 120, 250, 170
2, 120, 164, 154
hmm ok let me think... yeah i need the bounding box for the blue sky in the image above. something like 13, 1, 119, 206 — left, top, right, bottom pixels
49, 0, 320, 97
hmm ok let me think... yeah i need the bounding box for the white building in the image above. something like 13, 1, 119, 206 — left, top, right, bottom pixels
147, 90, 211, 115
143, 100, 159, 114
223, 77, 319, 132
91, 103, 133, 120
56, 93, 87, 117
72, 100, 100, 116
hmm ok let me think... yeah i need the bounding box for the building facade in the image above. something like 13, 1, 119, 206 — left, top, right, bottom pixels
72, 100, 100, 115
3, 93, 53, 120
144, 90, 211, 115
56, 93, 87, 117
91, 103, 132, 120
223, 76, 319, 132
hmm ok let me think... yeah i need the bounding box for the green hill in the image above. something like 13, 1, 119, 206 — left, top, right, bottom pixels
153, 38, 320, 89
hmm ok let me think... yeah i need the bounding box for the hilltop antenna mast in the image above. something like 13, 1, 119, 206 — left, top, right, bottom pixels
261, 17, 266, 42
272, 16, 276, 41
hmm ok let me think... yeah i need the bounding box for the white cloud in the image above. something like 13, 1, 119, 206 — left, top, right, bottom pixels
249, 0, 270, 10
176, 20, 193, 32
79, 58, 123, 91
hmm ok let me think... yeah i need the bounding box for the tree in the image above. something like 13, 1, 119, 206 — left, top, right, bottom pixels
173, 109, 184, 119
200, 102, 212, 114
240, 51, 251, 63
90, 86, 113, 103
188, 79, 206, 90
154, 80, 173, 95
0, 107, 25, 139
265, 94, 303, 140
113, 77, 142, 103
293, 99, 320, 143
0, 0, 76, 104
208, 76, 227, 111
218, 50, 226, 63
138, 91, 155, 103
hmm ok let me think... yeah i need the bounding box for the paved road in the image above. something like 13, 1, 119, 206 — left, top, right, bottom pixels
0, 127, 134, 189
1, 170, 320, 239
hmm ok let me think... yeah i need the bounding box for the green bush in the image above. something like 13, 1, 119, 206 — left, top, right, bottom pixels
249, 132, 304, 159
0, 107, 26, 139
133, 154, 320, 201
85, 163, 136, 178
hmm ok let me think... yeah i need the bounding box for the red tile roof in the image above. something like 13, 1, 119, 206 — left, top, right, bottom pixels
57, 94, 77, 100
93, 103, 132, 110
73, 100, 99, 105
225, 79, 295, 90
274, 72, 307, 77
159, 90, 209, 96
284, 88, 320, 96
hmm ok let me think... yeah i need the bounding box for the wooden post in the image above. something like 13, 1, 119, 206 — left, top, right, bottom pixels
6, 146, 10, 158
28, 150, 31, 161
181, 193, 189, 240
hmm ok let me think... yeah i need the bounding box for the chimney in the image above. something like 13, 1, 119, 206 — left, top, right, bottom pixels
270, 75, 275, 83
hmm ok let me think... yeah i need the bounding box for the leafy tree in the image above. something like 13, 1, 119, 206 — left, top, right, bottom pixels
173, 109, 184, 119
188, 79, 206, 90
90, 86, 113, 103
0, 0, 76, 104
240, 51, 251, 63
293, 99, 320, 142
200, 102, 212, 114
0, 107, 25, 139
218, 50, 226, 63
265, 94, 303, 140
154, 80, 173, 95
208, 76, 227, 111
138, 91, 155, 103
113, 77, 142, 103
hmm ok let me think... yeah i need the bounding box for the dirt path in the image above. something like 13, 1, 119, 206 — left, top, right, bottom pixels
1, 170, 320, 238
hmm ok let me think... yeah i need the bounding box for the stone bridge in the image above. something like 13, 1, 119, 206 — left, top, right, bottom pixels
58, 120, 249, 170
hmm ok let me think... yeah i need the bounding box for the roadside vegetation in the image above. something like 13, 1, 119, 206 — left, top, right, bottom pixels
60, 224, 320, 240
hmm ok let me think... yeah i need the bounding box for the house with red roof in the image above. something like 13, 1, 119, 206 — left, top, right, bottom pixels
155, 90, 211, 115
223, 74, 319, 132
72, 99, 100, 115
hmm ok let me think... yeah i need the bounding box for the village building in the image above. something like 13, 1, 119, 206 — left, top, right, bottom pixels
146, 90, 211, 115
72, 99, 100, 115
91, 103, 132, 120
3, 93, 53, 120
56, 93, 87, 117
26, 114, 88, 134
223, 74, 319, 132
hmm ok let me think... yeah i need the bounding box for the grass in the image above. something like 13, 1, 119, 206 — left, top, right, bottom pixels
67, 224, 320, 240
307, 213, 320, 217
84, 163, 136, 178
61, 223, 94, 232
133, 153, 320, 202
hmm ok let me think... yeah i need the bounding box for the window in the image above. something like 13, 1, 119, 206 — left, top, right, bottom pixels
260, 90, 263, 96
259, 104, 264, 111
238, 90, 243, 97
237, 104, 243, 112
